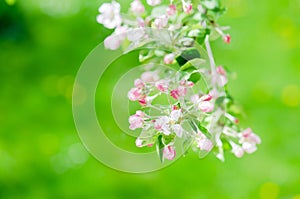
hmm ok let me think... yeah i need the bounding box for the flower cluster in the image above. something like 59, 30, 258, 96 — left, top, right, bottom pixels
97, 0, 261, 162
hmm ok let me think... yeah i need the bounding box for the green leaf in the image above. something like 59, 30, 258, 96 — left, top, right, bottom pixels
156, 134, 164, 163
180, 58, 206, 71
188, 72, 202, 84
176, 48, 201, 66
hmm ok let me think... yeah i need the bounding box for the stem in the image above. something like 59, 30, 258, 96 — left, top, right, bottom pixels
204, 35, 217, 78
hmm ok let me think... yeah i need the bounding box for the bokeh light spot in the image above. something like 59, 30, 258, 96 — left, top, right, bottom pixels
281, 84, 300, 107
293, 195, 300, 199
5, 0, 16, 6
259, 182, 280, 199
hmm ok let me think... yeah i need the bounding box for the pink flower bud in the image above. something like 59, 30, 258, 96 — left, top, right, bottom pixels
164, 53, 175, 64
216, 66, 226, 75
170, 89, 180, 100
163, 145, 176, 160
200, 94, 213, 101
224, 34, 231, 44
166, 4, 176, 16
183, 3, 193, 14
139, 98, 147, 106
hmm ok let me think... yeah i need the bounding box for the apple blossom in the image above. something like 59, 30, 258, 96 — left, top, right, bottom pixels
97, 0, 261, 162
97, 0, 122, 29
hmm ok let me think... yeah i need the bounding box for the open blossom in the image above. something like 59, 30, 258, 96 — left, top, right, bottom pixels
97, 0, 122, 29
163, 145, 176, 160
129, 111, 145, 130
192, 94, 214, 112
146, 0, 161, 6
239, 128, 261, 153
231, 142, 244, 158
154, 116, 171, 135
154, 110, 182, 136
196, 132, 213, 151
153, 15, 168, 29
130, 0, 145, 14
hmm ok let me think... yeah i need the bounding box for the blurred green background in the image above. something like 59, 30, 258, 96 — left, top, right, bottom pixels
1, 0, 300, 198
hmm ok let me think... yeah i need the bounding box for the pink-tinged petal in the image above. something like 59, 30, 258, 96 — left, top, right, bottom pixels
135, 138, 143, 147
198, 101, 214, 112
134, 78, 145, 88
130, 0, 145, 14
127, 87, 142, 101
104, 35, 122, 50
138, 98, 147, 106
155, 80, 169, 92
216, 66, 226, 75
183, 3, 193, 14
141, 71, 159, 82
164, 53, 175, 64
172, 124, 183, 138
146, 0, 161, 6
135, 110, 145, 117
170, 109, 182, 121
186, 81, 194, 87
200, 94, 213, 101
163, 145, 176, 160
242, 142, 257, 154
154, 116, 169, 131
153, 15, 168, 29
190, 94, 200, 104
129, 115, 143, 130
178, 86, 187, 96
170, 89, 180, 100
197, 138, 213, 152
231, 142, 244, 158
166, 4, 176, 16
